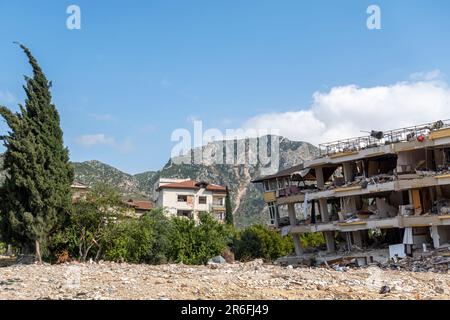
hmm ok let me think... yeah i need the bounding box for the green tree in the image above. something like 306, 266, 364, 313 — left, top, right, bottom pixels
224, 186, 234, 226
0, 44, 74, 262
102, 208, 172, 264
168, 213, 229, 265
232, 224, 294, 261
52, 183, 125, 262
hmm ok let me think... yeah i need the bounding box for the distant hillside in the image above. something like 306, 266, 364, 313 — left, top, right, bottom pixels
72, 160, 157, 200
1, 136, 319, 227
153, 136, 319, 227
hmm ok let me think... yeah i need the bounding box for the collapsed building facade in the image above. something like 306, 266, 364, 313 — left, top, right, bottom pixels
253, 120, 450, 262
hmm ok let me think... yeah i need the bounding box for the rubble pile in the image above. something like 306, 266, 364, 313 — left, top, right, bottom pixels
1, 259, 450, 300
382, 250, 450, 273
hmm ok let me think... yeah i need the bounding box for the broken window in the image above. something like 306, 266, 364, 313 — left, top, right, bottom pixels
177, 195, 188, 202
177, 210, 192, 218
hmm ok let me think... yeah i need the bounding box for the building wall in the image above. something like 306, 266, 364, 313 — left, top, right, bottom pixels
71, 187, 88, 202
158, 188, 225, 221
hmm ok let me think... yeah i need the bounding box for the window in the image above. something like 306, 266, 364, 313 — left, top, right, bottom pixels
268, 202, 279, 225
198, 196, 207, 204
177, 195, 188, 202
278, 179, 284, 189
264, 180, 277, 191
177, 210, 192, 218
213, 197, 224, 206
269, 180, 277, 191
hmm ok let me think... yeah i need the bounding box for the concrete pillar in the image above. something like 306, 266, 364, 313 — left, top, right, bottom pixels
323, 231, 336, 253
319, 198, 329, 222
288, 203, 304, 256
287, 203, 297, 226
291, 234, 303, 256
342, 162, 354, 183
431, 225, 440, 249
316, 167, 325, 190
316, 167, 329, 221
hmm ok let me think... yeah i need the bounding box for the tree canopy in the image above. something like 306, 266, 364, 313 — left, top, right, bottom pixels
0, 44, 74, 262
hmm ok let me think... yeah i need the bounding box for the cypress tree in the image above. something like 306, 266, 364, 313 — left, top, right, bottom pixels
224, 186, 234, 226
0, 44, 74, 262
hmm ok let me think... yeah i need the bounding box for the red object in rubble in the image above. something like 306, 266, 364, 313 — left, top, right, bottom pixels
417, 134, 425, 142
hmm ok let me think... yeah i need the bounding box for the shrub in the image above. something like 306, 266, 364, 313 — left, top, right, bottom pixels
300, 232, 326, 248
232, 225, 294, 261
102, 209, 171, 264
50, 183, 127, 262
167, 213, 230, 265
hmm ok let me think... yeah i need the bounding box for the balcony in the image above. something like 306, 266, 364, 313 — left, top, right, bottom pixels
318, 119, 450, 157
211, 205, 225, 211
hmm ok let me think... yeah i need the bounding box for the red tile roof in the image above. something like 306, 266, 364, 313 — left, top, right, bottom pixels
125, 199, 154, 211
158, 180, 226, 192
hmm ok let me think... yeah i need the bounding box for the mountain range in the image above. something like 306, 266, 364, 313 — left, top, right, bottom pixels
0, 136, 319, 227
72, 136, 319, 227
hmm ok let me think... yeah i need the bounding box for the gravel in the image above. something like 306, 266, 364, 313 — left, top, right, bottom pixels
1, 260, 449, 300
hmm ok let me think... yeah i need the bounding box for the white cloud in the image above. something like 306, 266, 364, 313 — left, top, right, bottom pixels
0, 90, 17, 104
409, 69, 443, 81
243, 75, 450, 146
75, 134, 115, 148
75, 134, 135, 154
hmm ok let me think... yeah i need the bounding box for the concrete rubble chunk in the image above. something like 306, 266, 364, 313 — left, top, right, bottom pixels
207, 256, 226, 264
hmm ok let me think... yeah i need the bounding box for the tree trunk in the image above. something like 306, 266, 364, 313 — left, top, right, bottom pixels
95, 245, 102, 262
35, 240, 42, 264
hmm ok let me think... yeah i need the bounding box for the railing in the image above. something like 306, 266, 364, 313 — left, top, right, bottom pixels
211, 204, 225, 211
318, 119, 450, 156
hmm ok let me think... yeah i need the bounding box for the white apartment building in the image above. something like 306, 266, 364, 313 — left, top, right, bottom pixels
153, 178, 227, 222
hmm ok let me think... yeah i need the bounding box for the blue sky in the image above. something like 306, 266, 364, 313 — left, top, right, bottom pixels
1, 1, 450, 174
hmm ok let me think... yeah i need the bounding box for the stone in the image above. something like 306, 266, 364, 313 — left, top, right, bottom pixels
379, 285, 391, 294
207, 256, 226, 264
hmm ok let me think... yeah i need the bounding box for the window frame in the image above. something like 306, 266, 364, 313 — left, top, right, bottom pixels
198, 196, 207, 204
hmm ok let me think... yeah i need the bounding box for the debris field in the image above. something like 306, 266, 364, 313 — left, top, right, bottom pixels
1, 259, 449, 300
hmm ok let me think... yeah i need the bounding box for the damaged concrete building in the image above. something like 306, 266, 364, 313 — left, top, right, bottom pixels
253, 120, 450, 264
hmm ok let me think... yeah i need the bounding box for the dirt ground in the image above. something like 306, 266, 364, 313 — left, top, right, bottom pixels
0, 260, 449, 300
